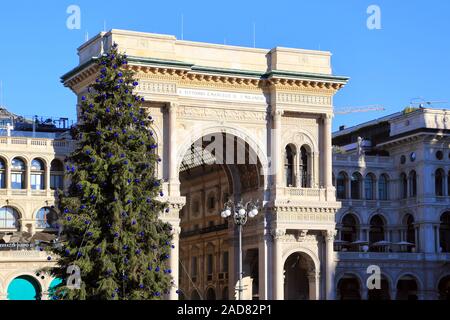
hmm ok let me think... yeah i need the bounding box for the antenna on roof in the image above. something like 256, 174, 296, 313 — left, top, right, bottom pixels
410, 97, 448, 108
181, 14, 184, 40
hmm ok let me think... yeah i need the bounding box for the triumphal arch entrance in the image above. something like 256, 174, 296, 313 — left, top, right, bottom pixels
62, 29, 348, 300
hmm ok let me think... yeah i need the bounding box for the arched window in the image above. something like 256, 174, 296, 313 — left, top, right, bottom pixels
11, 158, 25, 189
400, 173, 407, 199
408, 170, 417, 197
351, 172, 362, 200
435, 169, 445, 196
0, 158, 5, 189
50, 159, 64, 190
30, 159, 45, 190
440, 212, 450, 253
404, 214, 415, 252
36, 207, 58, 229
369, 215, 385, 251
378, 174, 389, 200
0, 206, 20, 229
448, 171, 450, 196
364, 174, 375, 200
285, 145, 295, 187
300, 146, 309, 188
341, 214, 358, 243
336, 172, 348, 199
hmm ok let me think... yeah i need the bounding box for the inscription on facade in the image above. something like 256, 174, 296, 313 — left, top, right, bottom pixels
177, 88, 266, 104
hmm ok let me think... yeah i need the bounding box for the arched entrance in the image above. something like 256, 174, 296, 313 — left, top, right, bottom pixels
337, 275, 361, 300
283, 252, 316, 300
367, 276, 390, 300
438, 275, 450, 300
206, 287, 216, 300
396, 275, 418, 300
177, 132, 265, 301
7, 275, 41, 300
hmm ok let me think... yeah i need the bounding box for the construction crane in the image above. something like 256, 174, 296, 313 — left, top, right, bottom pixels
334, 104, 385, 115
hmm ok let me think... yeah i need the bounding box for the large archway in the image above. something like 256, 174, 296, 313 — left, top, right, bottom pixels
7, 275, 41, 300
438, 275, 450, 300
177, 132, 265, 301
396, 275, 418, 300
337, 275, 361, 300
283, 252, 316, 300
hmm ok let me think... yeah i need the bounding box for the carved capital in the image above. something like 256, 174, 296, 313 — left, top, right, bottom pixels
323, 229, 336, 242
270, 228, 286, 240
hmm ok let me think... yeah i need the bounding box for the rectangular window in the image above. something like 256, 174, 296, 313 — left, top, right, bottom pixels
11, 173, 24, 189
31, 174, 44, 190
207, 254, 213, 275
0, 173, 5, 189
191, 257, 198, 277
222, 251, 229, 273
50, 175, 63, 190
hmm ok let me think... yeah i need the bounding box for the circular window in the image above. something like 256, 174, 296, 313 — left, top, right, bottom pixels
410, 152, 416, 162
436, 150, 444, 160
400, 155, 406, 164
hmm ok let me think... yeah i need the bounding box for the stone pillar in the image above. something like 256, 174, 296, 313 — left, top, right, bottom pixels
272, 228, 285, 300
307, 271, 320, 300
168, 102, 180, 196
324, 230, 336, 299
294, 149, 300, 188
390, 288, 397, 300
46, 164, 51, 192
435, 225, 440, 253
26, 160, 31, 195
419, 223, 435, 253
273, 110, 284, 187
169, 227, 180, 300
5, 163, 11, 190
258, 234, 269, 300
323, 114, 333, 189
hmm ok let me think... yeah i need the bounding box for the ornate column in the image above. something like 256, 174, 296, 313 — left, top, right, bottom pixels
307, 271, 320, 300
273, 109, 284, 188
258, 233, 269, 300
272, 228, 285, 300
324, 229, 336, 299
169, 226, 181, 300
323, 114, 333, 190
168, 102, 180, 196
46, 163, 51, 194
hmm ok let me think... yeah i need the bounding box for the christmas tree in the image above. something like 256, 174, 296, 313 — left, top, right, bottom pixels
47, 43, 174, 300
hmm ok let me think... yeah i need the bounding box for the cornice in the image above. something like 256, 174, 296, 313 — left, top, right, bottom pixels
62, 56, 349, 94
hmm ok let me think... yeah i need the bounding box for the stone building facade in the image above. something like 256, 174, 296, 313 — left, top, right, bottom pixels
0, 30, 448, 300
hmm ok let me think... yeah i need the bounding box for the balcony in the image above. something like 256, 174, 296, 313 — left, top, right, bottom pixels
0, 136, 73, 153
337, 251, 450, 262
282, 187, 327, 201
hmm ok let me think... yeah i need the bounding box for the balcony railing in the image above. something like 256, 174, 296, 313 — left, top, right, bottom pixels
0, 136, 73, 151
283, 187, 326, 201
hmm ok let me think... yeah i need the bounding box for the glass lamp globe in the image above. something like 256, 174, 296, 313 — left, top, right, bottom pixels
251, 208, 258, 217
238, 208, 246, 216
248, 211, 255, 218
225, 209, 231, 217
221, 211, 227, 218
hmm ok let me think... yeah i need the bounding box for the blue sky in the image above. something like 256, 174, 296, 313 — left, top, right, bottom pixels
0, 0, 449, 130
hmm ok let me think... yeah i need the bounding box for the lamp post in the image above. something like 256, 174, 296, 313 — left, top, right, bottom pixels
221, 199, 259, 300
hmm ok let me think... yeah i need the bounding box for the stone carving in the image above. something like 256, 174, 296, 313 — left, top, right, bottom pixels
176, 106, 266, 122
277, 93, 331, 105
135, 80, 177, 95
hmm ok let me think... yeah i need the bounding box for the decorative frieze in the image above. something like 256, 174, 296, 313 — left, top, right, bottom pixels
277, 92, 331, 105
135, 80, 177, 95
176, 106, 267, 122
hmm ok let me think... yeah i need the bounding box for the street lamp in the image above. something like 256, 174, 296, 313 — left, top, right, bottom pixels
221, 199, 260, 300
